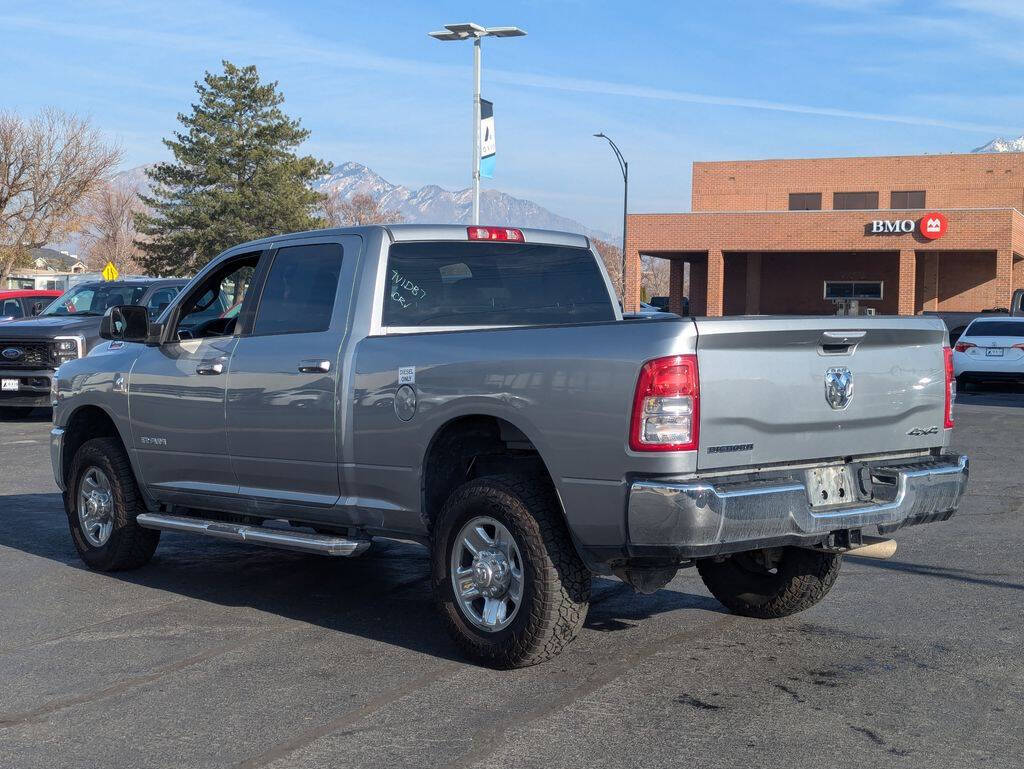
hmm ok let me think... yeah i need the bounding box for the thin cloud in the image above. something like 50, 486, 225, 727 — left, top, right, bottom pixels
1, 9, 1013, 136
489, 69, 1018, 135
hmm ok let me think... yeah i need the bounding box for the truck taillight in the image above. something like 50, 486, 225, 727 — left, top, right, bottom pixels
630, 354, 699, 452
467, 226, 524, 241
943, 346, 955, 430
954, 341, 975, 352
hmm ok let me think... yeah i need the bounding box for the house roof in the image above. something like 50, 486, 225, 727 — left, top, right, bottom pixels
29, 247, 85, 271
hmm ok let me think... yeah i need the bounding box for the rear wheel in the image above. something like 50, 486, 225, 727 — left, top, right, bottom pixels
696, 547, 841, 619
65, 437, 159, 571
0, 406, 34, 419
432, 474, 591, 668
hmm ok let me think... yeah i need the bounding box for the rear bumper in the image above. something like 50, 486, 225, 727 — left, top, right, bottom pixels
627, 454, 969, 558
956, 371, 1024, 383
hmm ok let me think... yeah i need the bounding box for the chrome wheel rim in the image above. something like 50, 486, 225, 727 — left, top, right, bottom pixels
77, 466, 114, 547
450, 516, 524, 633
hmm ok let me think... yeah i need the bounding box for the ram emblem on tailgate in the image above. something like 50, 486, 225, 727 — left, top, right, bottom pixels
824, 367, 854, 410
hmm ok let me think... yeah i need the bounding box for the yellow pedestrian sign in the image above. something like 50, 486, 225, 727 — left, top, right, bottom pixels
101, 262, 119, 282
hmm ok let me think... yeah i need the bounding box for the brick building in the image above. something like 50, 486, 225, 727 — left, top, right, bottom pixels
624, 153, 1024, 315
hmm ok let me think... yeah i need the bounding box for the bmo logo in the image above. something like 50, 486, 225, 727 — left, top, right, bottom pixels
919, 212, 948, 240
868, 212, 948, 240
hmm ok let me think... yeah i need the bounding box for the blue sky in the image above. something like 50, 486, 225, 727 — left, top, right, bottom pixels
3, 0, 1024, 234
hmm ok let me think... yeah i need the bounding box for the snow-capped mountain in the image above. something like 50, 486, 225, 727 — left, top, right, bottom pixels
108, 162, 613, 241
314, 162, 613, 240
972, 136, 1024, 153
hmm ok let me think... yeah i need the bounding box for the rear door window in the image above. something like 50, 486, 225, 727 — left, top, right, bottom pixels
383, 242, 614, 328
251, 243, 344, 336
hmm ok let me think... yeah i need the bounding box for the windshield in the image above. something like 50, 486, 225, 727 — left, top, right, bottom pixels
41, 284, 148, 317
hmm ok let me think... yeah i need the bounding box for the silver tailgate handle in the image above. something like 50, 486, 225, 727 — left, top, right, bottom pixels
298, 359, 331, 373
819, 330, 866, 355
196, 359, 224, 375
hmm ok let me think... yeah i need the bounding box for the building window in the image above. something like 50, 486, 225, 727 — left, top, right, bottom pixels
824, 280, 884, 300
890, 190, 926, 209
833, 191, 879, 210
788, 192, 822, 211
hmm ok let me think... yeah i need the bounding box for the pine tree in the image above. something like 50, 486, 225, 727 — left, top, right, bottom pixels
136, 61, 329, 275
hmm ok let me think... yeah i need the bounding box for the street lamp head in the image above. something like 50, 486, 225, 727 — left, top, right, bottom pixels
594, 133, 605, 138
486, 26, 527, 37
429, 22, 527, 40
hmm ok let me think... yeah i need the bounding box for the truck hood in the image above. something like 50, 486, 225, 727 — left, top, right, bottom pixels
0, 315, 100, 337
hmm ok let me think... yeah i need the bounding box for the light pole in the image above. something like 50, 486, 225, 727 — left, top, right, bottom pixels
594, 133, 628, 298
429, 22, 526, 225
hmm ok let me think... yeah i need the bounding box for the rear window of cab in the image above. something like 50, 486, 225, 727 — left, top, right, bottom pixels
383, 241, 614, 328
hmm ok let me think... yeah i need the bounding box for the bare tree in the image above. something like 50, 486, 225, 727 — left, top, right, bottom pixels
80, 178, 145, 273
641, 255, 671, 299
321, 191, 403, 227
592, 238, 623, 300
0, 108, 121, 280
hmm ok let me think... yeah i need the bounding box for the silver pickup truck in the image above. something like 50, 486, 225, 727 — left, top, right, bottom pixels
50, 224, 969, 668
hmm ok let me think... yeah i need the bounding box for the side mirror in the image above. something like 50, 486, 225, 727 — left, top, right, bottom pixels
100, 305, 151, 343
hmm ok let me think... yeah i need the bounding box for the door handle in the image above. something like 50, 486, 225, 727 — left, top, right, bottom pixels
298, 359, 331, 373
196, 360, 224, 375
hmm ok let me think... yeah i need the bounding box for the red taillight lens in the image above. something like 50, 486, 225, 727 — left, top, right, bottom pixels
467, 226, 524, 241
630, 354, 699, 452
943, 346, 955, 429
1012, 343, 1024, 351
954, 341, 975, 352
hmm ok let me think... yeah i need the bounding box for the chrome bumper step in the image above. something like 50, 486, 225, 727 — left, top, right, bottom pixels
135, 513, 371, 556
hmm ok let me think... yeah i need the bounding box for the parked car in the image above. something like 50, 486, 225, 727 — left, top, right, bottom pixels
649, 295, 689, 315
0, 289, 62, 321
51, 224, 968, 668
952, 316, 1024, 388
625, 302, 679, 320
0, 278, 186, 417
924, 289, 1024, 344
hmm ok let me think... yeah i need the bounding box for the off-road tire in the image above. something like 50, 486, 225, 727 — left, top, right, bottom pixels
65, 437, 160, 571
696, 547, 842, 619
0, 406, 35, 419
432, 474, 591, 668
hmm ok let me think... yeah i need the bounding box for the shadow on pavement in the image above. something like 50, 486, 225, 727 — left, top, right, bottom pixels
956, 381, 1024, 408
0, 408, 53, 423
847, 554, 1024, 592
0, 492, 719, 662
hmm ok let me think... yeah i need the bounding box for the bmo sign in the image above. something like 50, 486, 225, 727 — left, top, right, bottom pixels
868, 212, 948, 240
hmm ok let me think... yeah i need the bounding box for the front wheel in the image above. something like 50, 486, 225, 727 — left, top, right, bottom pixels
432, 474, 591, 668
65, 437, 160, 571
696, 547, 841, 619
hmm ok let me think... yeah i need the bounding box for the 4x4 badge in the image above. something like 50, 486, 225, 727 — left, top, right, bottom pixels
824, 367, 853, 410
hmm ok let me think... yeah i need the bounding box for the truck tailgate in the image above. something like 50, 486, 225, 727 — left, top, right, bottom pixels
695, 316, 949, 470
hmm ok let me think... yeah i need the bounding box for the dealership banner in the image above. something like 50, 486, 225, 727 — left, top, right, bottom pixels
479, 98, 495, 178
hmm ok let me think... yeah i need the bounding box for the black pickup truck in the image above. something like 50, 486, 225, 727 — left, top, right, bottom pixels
0, 279, 186, 417
925, 288, 1024, 344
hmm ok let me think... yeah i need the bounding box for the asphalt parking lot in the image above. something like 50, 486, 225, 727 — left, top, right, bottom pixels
0, 390, 1021, 769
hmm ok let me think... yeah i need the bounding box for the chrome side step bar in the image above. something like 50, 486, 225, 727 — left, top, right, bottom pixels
135, 513, 371, 557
